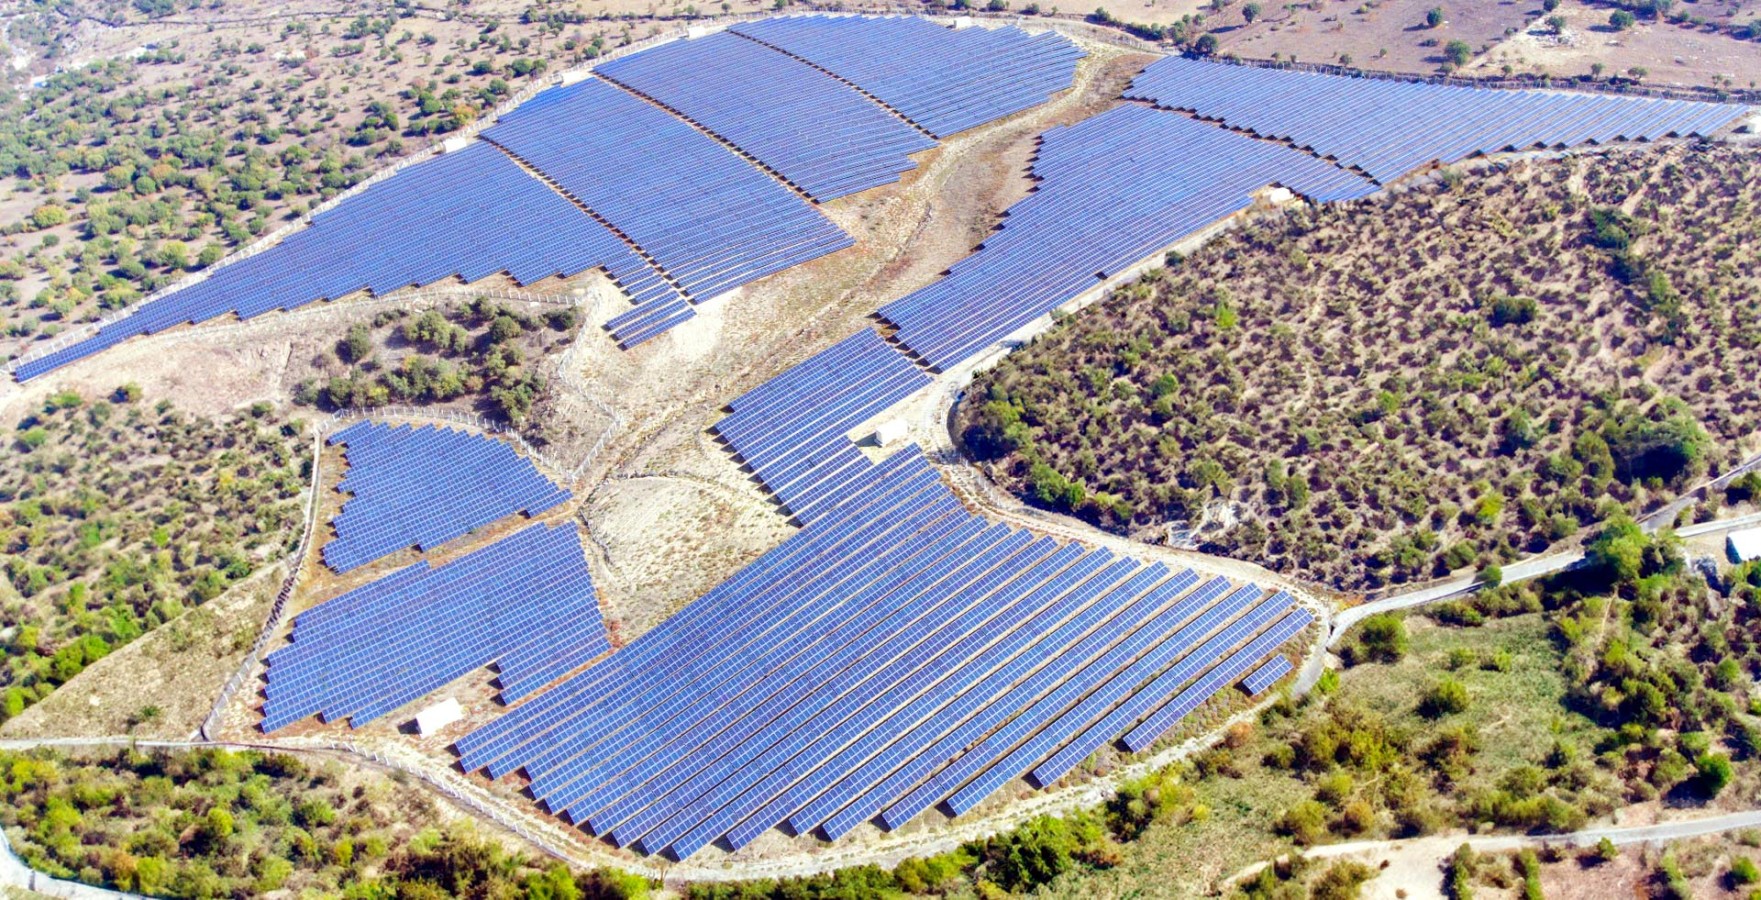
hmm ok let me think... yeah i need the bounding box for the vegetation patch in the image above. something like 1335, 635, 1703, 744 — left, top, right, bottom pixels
0, 745, 649, 899
960, 148, 1761, 590
1, 390, 304, 724
290, 296, 581, 430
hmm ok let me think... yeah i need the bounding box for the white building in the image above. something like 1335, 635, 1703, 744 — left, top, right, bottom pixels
413, 697, 464, 736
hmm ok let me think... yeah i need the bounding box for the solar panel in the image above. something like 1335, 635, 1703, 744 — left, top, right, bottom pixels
1124, 56, 1747, 184
14, 142, 678, 380
731, 17, 1084, 138
320, 422, 571, 574
261, 520, 607, 732
455, 449, 1310, 859
597, 31, 936, 201
482, 77, 853, 310
879, 105, 1377, 371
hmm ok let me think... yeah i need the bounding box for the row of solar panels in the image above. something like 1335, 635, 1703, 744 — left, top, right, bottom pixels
12, 17, 1084, 379
715, 328, 931, 524
880, 104, 1379, 371
454, 450, 1307, 859
732, 16, 1086, 139
13, 142, 670, 379
1125, 56, 1745, 184
321, 422, 571, 574
596, 30, 937, 201
262, 520, 609, 732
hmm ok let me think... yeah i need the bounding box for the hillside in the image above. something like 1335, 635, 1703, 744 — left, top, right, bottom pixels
960, 145, 1761, 591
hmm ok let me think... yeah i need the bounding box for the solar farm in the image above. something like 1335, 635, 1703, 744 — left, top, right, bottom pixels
19, 8, 1753, 877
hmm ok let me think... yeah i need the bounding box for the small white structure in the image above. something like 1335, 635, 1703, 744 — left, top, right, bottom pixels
1729, 528, 1761, 563
561, 68, 593, 86
951, 15, 976, 28
687, 23, 717, 39
439, 136, 471, 155
413, 697, 464, 736
873, 418, 909, 448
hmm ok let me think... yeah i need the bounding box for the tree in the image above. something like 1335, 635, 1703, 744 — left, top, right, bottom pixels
1609, 9, 1635, 29
1478, 564, 1503, 588
1358, 613, 1408, 662
1426, 6, 1445, 27
1697, 752, 1733, 796
1444, 39, 1473, 66
1194, 32, 1219, 54
30, 204, 68, 230
1586, 516, 1647, 585
339, 322, 373, 364
1242, 2, 1261, 22
1546, 14, 1567, 33
1732, 856, 1759, 886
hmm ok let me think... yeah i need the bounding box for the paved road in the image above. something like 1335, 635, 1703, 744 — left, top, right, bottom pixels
1231, 809, 1761, 899
1327, 510, 1761, 649
1326, 551, 1583, 648
1308, 808, 1761, 861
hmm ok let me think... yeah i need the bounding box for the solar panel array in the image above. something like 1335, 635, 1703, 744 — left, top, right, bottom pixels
321, 421, 571, 574
483, 77, 854, 308
881, 104, 1377, 370
732, 16, 1084, 138
1125, 56, 1747, 184
597, 31, 937, 201
454, 449, 1311, 859
15, 142, 680, 380
714, 328, 932, 523
262, 521, 608, 732
1240, 655, 1294, 696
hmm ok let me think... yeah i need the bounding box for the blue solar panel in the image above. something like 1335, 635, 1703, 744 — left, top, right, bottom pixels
879, 105, 1377, 371
319, 421, 570, 574
714, 328, 932, 523
731, 17, 1084, 139
14, 142, 678, 381
597, 31, 936, 201
453, 445, 1309, 859
1124, 57, 1746, 183
261, 521, 607, 732
1241, 654, 1295, 695
482, 77, 853, 309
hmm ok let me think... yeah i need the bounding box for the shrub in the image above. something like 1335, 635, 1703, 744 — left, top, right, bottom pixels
1421, 678, 1470, 718
1610, 9, 1635, 29
1732, 855, 1760, 885
1697, 752, 1734, 797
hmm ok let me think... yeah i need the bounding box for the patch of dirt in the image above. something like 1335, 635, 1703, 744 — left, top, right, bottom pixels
1216, 0, 1545, 73
1473, 0, 1761, 87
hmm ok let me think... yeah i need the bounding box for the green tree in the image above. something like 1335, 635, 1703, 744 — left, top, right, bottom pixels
1609, 9, 1635, 29
1426, 6, 1445, 27
1242, 2, 1261, 22
339, 323, 373, 364
1697, 752, 1733, 797
1358, 613, 1408, 663
1444, 39, 1473, 66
